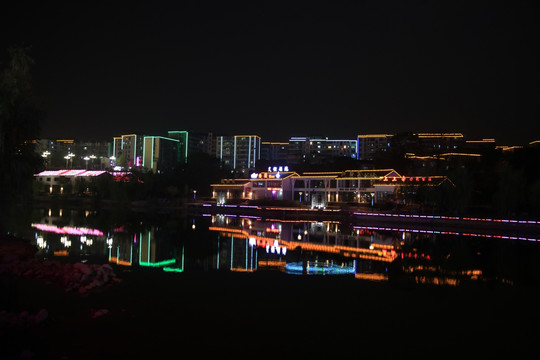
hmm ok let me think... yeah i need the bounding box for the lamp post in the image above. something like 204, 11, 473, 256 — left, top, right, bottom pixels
83, 156, 90, 169
89, 154, 97, 169
109, 156, 116, 169
41, 151, 50, 168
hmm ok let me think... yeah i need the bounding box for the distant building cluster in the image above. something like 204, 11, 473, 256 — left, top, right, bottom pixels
34, 131, 538, 175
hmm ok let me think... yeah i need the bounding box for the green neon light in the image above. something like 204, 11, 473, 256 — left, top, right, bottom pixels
167, 130, 188, 163
163, 267, 183, 272
148, 230, 151, 263
140, 259, 176, 267
142, 138, 146, 167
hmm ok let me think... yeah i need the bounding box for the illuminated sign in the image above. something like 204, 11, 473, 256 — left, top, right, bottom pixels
382, 176, 432, 182
267, 166, 289, 172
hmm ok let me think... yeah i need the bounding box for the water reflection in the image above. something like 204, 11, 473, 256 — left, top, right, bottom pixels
27, 208, 540, 287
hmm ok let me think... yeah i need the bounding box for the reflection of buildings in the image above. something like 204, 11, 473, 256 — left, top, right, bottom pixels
208, 215, 397, 277
32, 208, 107, 259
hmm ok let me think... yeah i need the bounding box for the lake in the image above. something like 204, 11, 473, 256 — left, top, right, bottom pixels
4, 205, 540, 357
16, 206, 540, 288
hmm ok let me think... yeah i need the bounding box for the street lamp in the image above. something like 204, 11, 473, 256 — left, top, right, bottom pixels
83, 156, 90, 169
89, 154, 97, 169
109, 156, 116, 169
42, 151, 50, 167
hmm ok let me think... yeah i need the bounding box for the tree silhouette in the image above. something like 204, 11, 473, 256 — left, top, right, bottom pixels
0, 47, 42, 233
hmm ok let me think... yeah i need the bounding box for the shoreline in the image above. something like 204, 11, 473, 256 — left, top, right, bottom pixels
29, 196, 540, 238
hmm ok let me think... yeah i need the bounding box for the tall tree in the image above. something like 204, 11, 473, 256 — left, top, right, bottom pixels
0, 47, 42, 233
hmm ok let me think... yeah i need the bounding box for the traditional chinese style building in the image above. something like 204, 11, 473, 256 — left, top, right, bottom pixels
211, 167, 453, 208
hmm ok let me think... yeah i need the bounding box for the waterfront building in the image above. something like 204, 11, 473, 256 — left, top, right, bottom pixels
142, 136, 179, 173
34, 169, 140, 195
211, 168, 452, 208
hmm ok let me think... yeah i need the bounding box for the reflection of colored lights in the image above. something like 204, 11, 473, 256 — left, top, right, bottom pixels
353, 212, 540, 226
32, 223, 104, 236
285, 261, 355, 275
353, 225, 540, 242
355, 273, 388, 281
139, 259, 176, 267
109, 257, 131, 266
163, 267, 183, 273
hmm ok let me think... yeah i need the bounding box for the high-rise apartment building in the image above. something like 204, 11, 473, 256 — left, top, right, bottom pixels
216, 135, 261, 172
356, 134, 393, 161
287, 136, 357, 165
142, 136, 179, 173
112, 134, 144, 169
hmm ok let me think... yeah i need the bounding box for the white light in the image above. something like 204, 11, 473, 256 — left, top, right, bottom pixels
37, 236, 46, 248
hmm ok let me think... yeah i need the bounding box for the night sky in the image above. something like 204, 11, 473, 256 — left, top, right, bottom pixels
3, 1, 539, 144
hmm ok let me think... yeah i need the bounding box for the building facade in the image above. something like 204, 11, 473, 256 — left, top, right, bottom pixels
215, 135, 261, 173
112, 134, 144, 169
142, 136, 180, 173
212, 168, 452, 208
356, 134, 393, 161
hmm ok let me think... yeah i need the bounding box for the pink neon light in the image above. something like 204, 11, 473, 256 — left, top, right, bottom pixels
32, 223, 104, 236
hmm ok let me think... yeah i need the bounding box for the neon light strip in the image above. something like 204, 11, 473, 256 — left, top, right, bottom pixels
353, 212, 540, 225
32, 223, 104, 236
139, 259, 176, 267
352, 225, 540, 242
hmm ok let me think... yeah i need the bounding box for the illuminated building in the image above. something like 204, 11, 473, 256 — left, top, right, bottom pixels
212, 168, 451, 208
167, 130, 214, 163
167, 130, 188, 163
112, 134, 144, 169
142, 136, 179, 173
34, 169, 140, 195
35, 139, 111, 169
216, 135, 261, 172
261, 141, 289, 163
356, 134, 393, 161
287, 136, 357, 165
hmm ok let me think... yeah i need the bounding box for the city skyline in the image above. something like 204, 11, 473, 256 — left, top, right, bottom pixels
3, 1, 539, 145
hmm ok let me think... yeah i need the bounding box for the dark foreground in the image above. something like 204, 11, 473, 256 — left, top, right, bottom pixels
2, 239, 540, 359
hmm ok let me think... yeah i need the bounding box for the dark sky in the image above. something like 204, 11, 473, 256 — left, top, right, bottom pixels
3, 1, 539, 144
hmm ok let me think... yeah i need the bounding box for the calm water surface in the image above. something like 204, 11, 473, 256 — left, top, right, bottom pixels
12, 206, 540, 289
